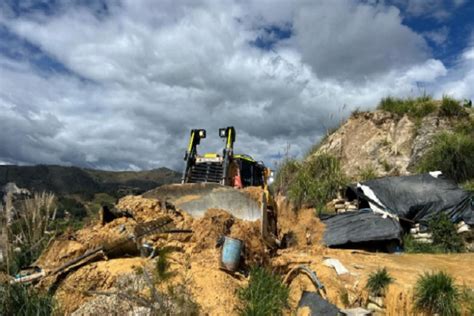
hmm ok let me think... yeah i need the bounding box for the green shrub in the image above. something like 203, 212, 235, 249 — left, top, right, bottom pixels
237, 266, 289, 316
366, 267, 394, 296
0, 282, 55, 316
403, 234, 443, 254
454, 118, 474, 135
273, 158, 300, 194
378, 96, 412, 115
410, 99, 438, 118
417, 132, 474, 183
413, 271, 460, 316
378, 95, 436, 118
429, 213, 464, 253
440, 96, 467, 117
288, 153, 347, 211
403, 213, 464, 254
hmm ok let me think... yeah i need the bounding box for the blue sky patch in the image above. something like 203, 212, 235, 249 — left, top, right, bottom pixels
0, 24, 83, 79
250, 24, 293, 50
391, 0, 474, 67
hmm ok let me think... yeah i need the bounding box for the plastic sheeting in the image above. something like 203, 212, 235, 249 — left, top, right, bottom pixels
323, 209, 403, 247
297, 291, 339, 316
347, 173, 474, 225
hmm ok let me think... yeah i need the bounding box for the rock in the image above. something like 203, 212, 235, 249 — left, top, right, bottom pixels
368, 295, 385, 307
367, 302, 384, 313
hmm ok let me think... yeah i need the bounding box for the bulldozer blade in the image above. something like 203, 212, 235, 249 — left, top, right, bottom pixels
143, 183, 262, 221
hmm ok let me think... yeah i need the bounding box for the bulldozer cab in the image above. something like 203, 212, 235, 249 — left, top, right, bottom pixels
181, 126, 268, 189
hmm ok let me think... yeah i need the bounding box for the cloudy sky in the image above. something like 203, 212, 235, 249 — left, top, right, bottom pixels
0, 0, 473, 171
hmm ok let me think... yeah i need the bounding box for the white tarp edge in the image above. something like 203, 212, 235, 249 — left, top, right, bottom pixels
357, 183, 399, 221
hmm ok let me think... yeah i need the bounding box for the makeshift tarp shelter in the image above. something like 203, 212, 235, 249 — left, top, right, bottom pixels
323, 173, 473, 247
346, 173, 474, 225
323, 209, 403, 247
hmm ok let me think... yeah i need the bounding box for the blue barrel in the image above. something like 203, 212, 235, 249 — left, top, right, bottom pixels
220, 236, 243, 272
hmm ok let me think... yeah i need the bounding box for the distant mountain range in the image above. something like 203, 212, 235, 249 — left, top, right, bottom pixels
0, 165, 181, 198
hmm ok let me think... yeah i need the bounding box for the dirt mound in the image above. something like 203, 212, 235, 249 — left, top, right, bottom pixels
191, 209, 235, 252
276, 196, 325, 252
55, 257, 147, 314
35, 194, 274, 314
190, 208, 268, 266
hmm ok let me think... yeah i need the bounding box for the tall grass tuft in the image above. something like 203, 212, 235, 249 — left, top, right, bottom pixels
366, 267, 394, 296
11, 192, 57, 270
440, 95, 467, 117
273, 158, 300, 195
358, 165, 378, 181
378, 95, 436, 118
417, 132, 474, 183
287, 153, 347, 212
0, 282, 55, 316
237, 266, 289, 316
413, 271, 460, 316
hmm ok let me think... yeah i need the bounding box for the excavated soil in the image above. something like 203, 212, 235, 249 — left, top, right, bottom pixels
33, 193, 474, 315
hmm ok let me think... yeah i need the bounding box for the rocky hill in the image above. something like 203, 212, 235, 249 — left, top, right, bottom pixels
312, 98, 473, 180
0, 165, 181, 198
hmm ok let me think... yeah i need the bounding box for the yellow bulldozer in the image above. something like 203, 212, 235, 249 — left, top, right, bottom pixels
143, 127, 279, 246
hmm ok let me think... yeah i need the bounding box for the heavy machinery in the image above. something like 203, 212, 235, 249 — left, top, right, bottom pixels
143, 127, 277, 241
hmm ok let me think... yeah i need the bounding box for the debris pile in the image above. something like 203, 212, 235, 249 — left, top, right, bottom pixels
323, 173, 473, 249
30, 193, 274, 314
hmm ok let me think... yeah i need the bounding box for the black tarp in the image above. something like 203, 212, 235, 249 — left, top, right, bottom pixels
323, 209, 403, 247
297, 291, 340, 316
347, 173, 474, 225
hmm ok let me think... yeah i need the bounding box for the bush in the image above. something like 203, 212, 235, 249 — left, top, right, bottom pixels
237, 266, 289, 316
287, 153, 347, 211
366, 267, 394, 296
429, 213, 464, 253
403, 213, 464, 254
417, 132, 474, 183
378, 95, 436, 118
0, 282, 55, 316
440, 96, 467, 117
403, 234, 443, 254
413, 271, 460, 316
273, 158, 300, 194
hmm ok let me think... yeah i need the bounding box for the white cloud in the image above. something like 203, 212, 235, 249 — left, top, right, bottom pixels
424, 26, 449, 46
436, 44, 474, 100
0, 0, 460, 170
